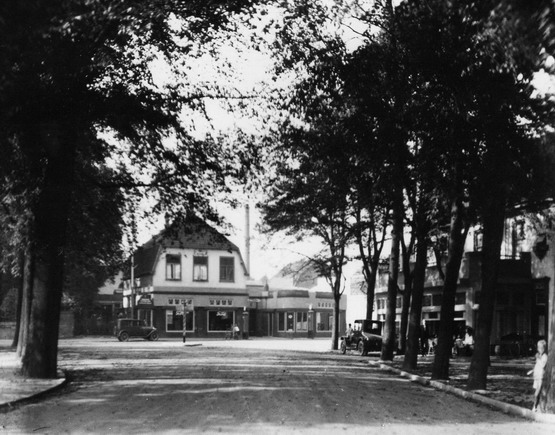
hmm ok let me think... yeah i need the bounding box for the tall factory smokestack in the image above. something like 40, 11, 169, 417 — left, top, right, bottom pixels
245, 203, 251, 277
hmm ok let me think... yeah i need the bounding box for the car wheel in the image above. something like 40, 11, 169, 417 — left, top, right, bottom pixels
119, 331, 129, 342
358, 341, 366, 356
149, 331, 159, 341
340, 340, 347, 354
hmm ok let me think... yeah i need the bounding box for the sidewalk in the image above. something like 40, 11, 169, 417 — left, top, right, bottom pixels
371, 354, 555, 424
0, 348, 66, 410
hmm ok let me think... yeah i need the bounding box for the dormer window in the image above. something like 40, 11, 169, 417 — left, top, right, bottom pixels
166, 254, 181, 280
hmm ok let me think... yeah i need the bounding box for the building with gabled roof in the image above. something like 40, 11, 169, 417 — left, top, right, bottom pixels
121, 216, 252, 338
117, 216, 345, 338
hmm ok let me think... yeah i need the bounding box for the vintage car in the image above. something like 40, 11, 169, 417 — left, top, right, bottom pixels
340, 319, 383, 356
114, 318, 159, 342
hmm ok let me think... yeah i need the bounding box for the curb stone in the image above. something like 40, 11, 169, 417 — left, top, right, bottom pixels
0, 371, 67, 412
369, 360, 555, 424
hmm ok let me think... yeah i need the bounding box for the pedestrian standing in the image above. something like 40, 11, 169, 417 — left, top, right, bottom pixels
527, 339, 548, 412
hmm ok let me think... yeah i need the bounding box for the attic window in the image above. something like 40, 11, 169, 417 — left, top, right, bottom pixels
166, 254, 181, 281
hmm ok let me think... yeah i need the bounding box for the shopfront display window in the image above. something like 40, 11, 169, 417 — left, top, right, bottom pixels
296, 312, 308, 330
166, 310, 194, 332
138, 310, 152, 326
208, 310, 234, 331
316, 312, 332, 331
278, 312, 295, 331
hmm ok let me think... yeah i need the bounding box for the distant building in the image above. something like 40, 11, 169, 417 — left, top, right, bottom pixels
261, 261, 347, 338
347, 217, 550, 345
119, 217, 346, 338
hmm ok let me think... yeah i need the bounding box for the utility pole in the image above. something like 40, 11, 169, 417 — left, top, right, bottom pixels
130, 252, 135, 319
129, 212, 137, 319
245, 202, 251, 277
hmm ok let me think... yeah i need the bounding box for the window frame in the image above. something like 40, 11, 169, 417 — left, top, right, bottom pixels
165, 254, 182, 281
219, 256, 235, 283
165, 309, 194, 332
193, 255, 209, 282
207, 310, 234, 332
296, 312, 308, 331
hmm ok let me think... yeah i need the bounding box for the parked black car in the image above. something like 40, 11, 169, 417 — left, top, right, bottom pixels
114, 318, 159, 341
340, 319, 383, 356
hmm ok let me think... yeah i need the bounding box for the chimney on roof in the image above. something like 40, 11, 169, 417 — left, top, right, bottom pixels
245, 203, 251, 277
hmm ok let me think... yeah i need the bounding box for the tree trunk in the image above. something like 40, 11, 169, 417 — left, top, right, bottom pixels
541, 286, 555, 412
403, 235, 428, 371
17, 250, 34, 358
354, 206, 380, 322
467, 193, 506, 390
20, 127, 75, 378
331, 281, 341, 350
365, 269, 377, 320
431, 198, 468, 380
381, 203, 402, 361
10, 256, 25, 348
399, 241, 414, 355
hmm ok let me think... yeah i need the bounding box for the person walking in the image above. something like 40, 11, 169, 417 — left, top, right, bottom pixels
527, 339, 548, 412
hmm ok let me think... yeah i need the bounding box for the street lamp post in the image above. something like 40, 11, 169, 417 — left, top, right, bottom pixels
182, 301, 187, 344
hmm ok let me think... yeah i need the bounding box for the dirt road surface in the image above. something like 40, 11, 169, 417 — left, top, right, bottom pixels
1, 338, 552, 434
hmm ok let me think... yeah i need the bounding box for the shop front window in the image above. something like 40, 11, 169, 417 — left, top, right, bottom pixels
278, 312, 295, 331
278, 312, 285, 331
208, 310, 234, 331
166, 310, 194, 331
316, 312, 332, 331
138, 310, 152, 326
296, 312, 308, 330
